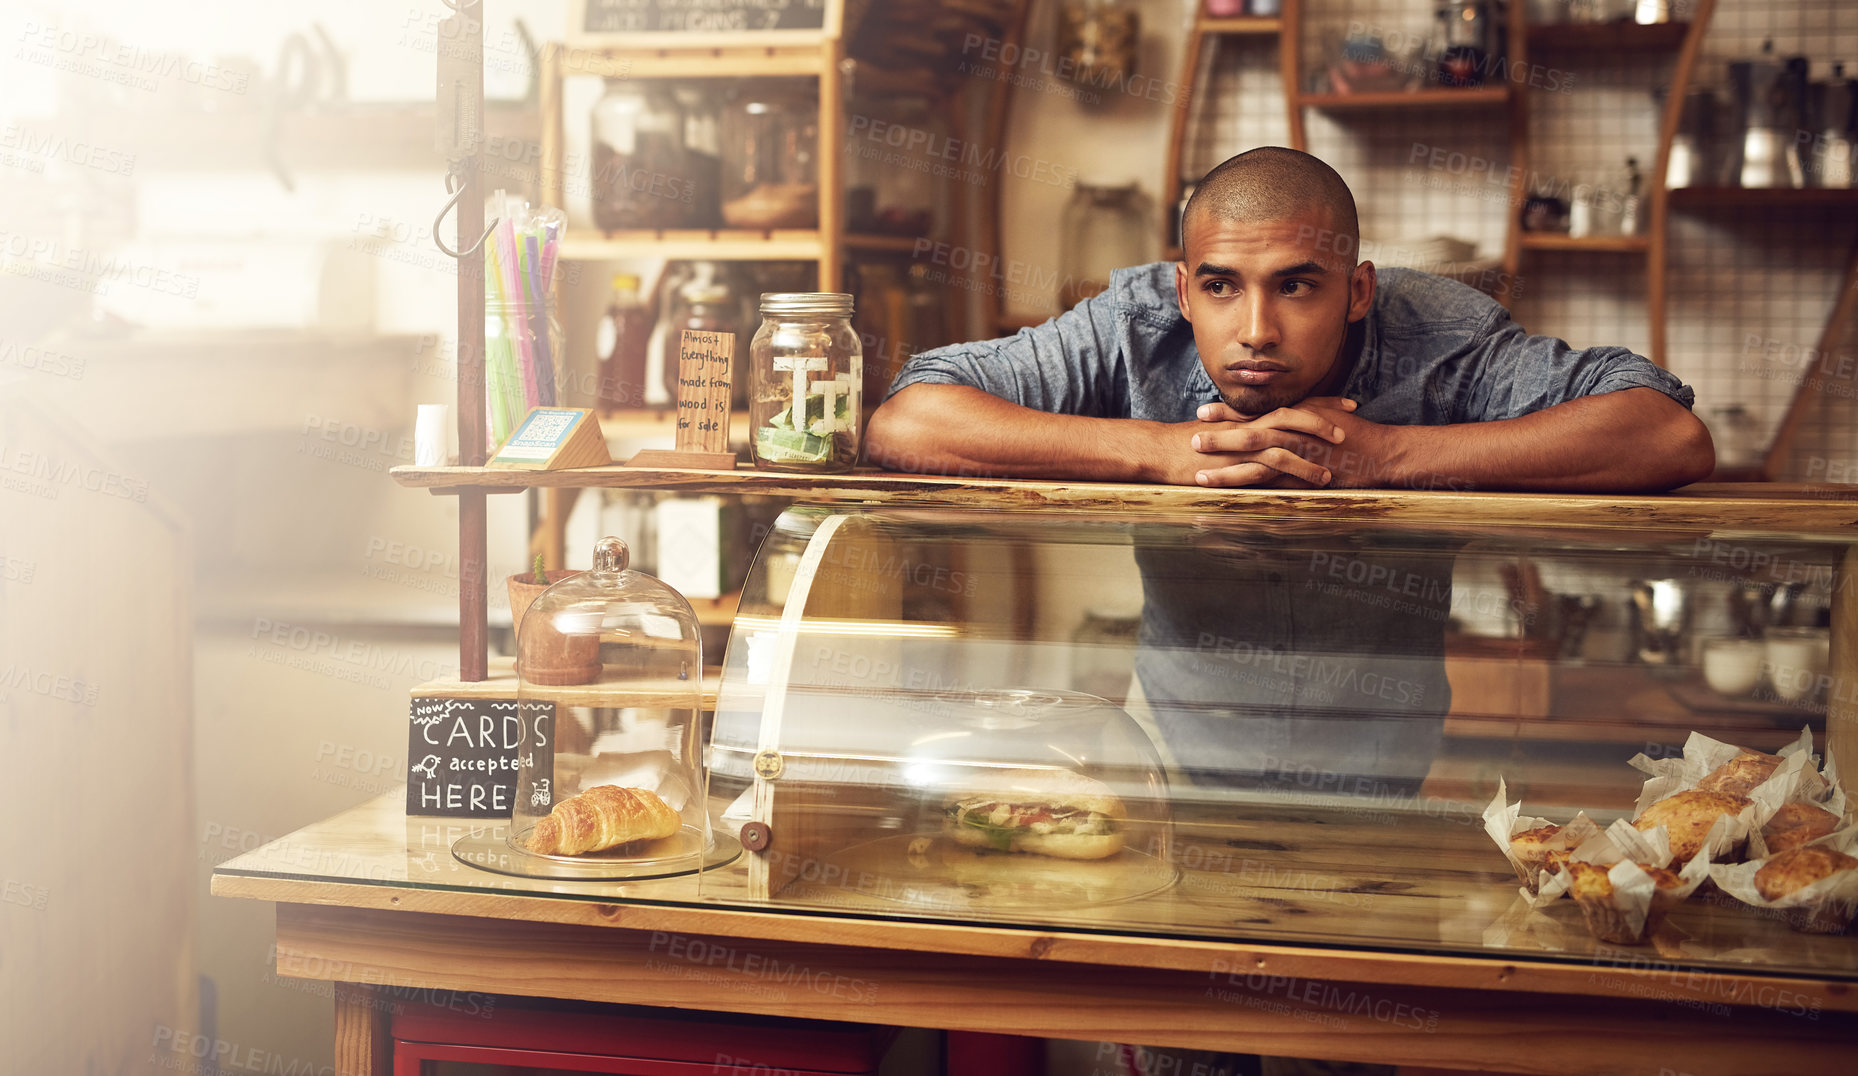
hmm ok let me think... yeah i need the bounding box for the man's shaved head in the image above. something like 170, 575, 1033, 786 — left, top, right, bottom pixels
1182, 147, 1359, 265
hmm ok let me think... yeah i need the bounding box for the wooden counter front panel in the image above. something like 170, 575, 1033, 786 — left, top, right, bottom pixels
278, 903, 1858, 1076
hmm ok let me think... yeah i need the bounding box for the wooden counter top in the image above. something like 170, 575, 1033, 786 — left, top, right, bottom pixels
391, 467, 1858, 534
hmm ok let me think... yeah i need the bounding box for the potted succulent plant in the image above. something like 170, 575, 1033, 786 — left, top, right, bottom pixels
507, 554, 602, 685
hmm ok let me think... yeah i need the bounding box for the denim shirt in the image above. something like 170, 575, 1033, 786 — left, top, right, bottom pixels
888, 264, 1695, 793
888, 262, 1696, 422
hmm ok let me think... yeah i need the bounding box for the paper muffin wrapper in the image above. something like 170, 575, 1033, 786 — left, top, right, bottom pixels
1482, 777, 1601, 896
1528, 817, 1674, 906
1566, 855, 1712, 945
1708, 833, 1858, 935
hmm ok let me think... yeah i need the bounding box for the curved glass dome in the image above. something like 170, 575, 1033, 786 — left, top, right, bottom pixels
704, 508, 1176, 915
483, 536, 732, 880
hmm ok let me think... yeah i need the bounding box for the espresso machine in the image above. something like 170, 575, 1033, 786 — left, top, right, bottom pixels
1809, 63, 1857, 188
1729, 42, 1810, 188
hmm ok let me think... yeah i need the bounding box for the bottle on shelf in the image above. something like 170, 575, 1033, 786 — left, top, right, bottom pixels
595, 273, 652, 411
1619, 157, 1643, 236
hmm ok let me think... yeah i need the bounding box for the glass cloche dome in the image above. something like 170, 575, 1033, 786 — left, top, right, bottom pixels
469, 536, 734, 880
704, 508, 1177, 916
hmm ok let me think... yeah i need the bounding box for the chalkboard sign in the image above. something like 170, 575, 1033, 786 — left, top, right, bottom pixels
406, 696, 554, 818
571, 0, 831, 43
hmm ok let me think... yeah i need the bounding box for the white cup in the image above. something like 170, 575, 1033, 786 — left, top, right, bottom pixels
1700, 637, 1764, 696
414, 403, 457, 466
1764, 627, 1830, 704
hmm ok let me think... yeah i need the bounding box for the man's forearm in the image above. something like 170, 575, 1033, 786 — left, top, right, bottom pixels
1371, 388, 1716, 493
865, 384, 1167, 481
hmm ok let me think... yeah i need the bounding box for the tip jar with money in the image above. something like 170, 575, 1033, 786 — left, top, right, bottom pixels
749, 292, 862, 472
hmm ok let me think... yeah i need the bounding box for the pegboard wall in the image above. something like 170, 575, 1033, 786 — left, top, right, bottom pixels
1178, 0, 1858, 481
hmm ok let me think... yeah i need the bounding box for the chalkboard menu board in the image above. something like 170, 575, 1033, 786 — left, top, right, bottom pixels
576, 0, 829, 37
406, 696, 554, 818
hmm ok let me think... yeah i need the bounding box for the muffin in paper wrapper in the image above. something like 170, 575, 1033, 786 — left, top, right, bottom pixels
1709, 825, 1858, 934
1628, 745, 1810, 864
1626, 728, 1820, 815
1569, 857, 1711, 945
1481, 777, 1601, 895
1523, 819, 1707, 944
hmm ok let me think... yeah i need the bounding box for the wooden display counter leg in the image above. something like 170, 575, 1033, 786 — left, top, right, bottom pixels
333, 982, 392, 1076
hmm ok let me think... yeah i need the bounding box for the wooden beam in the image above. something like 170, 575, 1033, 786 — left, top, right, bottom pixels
1649, 0, 1718, 368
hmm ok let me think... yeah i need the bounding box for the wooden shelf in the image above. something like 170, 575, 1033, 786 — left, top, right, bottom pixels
1526, 21, 1691, 52
843, 233, 929, 253
390, 466, 1858, 533
1296, 87, 1510, 111
559, 45, 832, 79
1199, 17, 1282, 35
559, 231, 921, 261
560, 231, 827, 261
1519, 233, 1652, 254
1669, 187, 1858, 209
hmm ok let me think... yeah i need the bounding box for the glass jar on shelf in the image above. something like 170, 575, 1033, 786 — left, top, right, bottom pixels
749, 292, 862, 473
673, 82, 724, 228
721, 81, 820, 230
1059, 181, 1153, 310
590, 80, 694, 231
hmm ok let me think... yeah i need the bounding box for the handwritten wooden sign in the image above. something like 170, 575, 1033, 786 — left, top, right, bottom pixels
624, 329, 740, 470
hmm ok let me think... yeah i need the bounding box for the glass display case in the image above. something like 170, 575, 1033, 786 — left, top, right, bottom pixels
695, 505, 1857, 975
222, 493, 1858, 996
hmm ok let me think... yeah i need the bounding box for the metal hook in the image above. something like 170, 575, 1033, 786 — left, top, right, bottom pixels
434, 171, 498, 259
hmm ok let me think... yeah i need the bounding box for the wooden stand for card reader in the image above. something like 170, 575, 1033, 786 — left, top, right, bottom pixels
624, 330, 740, 470
487, 408, 612, 471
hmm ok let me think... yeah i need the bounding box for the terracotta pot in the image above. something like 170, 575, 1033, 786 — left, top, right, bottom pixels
507, 571, 602, 685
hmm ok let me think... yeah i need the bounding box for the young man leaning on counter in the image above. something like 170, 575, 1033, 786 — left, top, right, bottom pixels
864, 146, 1715, 494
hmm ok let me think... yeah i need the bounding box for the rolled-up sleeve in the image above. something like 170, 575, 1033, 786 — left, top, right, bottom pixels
885, 290, 1130, 418
1449, 307, 1696, 423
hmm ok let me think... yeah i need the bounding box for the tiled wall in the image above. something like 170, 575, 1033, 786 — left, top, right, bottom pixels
1180, 0, 1858, 481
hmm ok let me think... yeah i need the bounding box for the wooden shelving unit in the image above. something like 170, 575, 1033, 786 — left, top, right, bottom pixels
539, 32, 850, 292
1161, 5, 1294, 256
1509, 3, 1718, 365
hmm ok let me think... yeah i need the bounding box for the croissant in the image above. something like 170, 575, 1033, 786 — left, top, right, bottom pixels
528, 785, 680, 856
